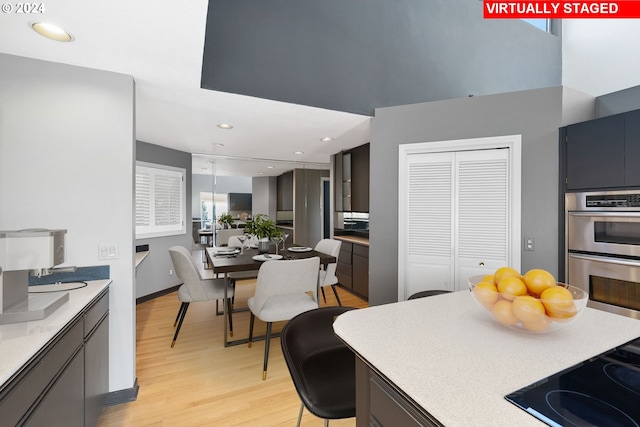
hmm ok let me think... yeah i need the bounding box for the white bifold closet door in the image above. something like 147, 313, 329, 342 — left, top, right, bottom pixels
401, 148, 511, 298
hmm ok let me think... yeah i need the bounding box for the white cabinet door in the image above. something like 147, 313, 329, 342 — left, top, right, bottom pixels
399, 138, 518, 300
455, 149, 510, 290
401, 152, 455, 299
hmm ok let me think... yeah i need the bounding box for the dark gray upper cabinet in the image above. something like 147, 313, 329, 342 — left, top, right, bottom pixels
277, 171, 293, 211
334, 152, 343, 212
565, 113, 630, 190
625, 109, 640, 187
351, 143, 370, 213
334, 143, 369, 212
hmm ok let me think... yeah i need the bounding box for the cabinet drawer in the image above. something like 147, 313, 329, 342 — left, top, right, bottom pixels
85, 291, 109, 338
353, 243, 369, 257
42, 320, 83, 386
0, 362, 46, 426
339, 249, 352, 265
0, 319, 83, 425
370, 373, 437, 427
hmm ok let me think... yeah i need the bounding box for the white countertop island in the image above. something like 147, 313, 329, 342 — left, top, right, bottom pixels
0, 279, 111, 386
334, 290, 640, 426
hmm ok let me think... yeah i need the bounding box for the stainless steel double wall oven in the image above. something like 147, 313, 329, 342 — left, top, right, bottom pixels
566, 190, 640, 319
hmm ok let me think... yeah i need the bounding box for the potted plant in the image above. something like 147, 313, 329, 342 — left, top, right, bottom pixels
217, 213, 234, 229
245, 214, 283, 253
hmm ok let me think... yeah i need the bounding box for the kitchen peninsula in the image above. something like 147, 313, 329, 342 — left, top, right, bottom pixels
0, 280, 111, 426
334, 291, 640, 426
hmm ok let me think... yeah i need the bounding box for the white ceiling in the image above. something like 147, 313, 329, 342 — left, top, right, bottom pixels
0, 0, 371, 176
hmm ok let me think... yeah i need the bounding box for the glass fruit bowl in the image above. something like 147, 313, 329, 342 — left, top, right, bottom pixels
468, 275, 588, 333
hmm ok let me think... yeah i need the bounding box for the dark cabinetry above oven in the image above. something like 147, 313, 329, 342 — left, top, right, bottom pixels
562, 109, 640, 191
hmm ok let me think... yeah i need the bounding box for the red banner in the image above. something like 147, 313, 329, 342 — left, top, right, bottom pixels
484, 1, 640, 18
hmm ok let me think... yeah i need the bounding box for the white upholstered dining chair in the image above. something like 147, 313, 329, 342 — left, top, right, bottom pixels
168, 246, 234, 347
247, 256, 321, 380
314, 239, 343, 306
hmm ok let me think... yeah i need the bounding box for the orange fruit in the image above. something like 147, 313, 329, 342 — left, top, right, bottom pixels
523, 269, 556, 296
512, 295, 546, 324
497, 276, 528, 301
481, 274, 495, 284
540, 286, 577, 320
522, 316, 552, 332
491, 299, 519, 326
473, 281, 499, 308
494, 267, 521, 285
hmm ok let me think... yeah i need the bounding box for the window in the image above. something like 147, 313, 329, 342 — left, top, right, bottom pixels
136, 162, 186, 238
200, 192, 228, 228
522, 19, 549, 32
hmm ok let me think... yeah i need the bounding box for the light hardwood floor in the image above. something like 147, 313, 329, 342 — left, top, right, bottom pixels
98, 249, 368, 427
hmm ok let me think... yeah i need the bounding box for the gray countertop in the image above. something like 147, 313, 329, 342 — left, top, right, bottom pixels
334, 290, 640, 426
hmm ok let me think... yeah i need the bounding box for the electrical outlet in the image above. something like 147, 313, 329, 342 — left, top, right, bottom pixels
524, 237, 535, 251
169, 269, 173, 276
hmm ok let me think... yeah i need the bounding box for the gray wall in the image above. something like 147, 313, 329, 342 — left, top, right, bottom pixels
369, 86, 594, 306
135, 141, 193, 298
596, 84, 640, 118
294, 169, 330, 247
252, 176, 277, 219
202, 0, 561, 115
192, 173, 252, 218
0, 53, 136, 393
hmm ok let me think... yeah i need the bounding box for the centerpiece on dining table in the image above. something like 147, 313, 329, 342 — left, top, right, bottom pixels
244, 214, 284, 254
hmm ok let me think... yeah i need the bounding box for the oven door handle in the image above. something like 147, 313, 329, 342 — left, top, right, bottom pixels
568, 252, 640, 267
568, 211, 640, 218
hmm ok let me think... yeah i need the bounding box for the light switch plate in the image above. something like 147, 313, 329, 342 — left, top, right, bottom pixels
524, 237, 534, 251
99, 243, 119, 259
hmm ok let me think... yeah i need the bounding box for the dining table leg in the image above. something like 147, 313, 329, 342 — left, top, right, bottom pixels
223, 271, 229, 347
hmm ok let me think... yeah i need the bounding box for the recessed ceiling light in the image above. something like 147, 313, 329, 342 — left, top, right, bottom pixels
213, 143, 225, 147
267, 166, 274, 169
320, 137, 334, 142
257, 172, 264, 175
294, 151, 304, 155
31, 22, 73, 42
217, 123, 233, 129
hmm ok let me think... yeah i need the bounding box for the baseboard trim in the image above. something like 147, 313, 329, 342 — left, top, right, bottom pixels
104, 378, 140, 406
136, 285, 180, 305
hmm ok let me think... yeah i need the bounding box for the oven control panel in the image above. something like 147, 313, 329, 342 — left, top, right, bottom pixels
586, 193, 640, 208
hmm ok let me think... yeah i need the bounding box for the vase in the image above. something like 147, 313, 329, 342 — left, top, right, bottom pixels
257, 239, 270, 253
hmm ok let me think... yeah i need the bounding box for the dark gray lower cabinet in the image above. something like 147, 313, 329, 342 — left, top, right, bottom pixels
356, 357, 442, 427
84, 293, 110, 427
0, 289, 109, 426
26, 348, 85, 427
336, 241, 369, 300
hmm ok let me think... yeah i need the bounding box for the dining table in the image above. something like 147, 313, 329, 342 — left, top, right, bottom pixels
205, 244, 336, 347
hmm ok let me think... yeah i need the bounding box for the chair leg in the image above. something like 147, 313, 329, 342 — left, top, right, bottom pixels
227, 298, 233, 337
171, 302, 190, 348
262, 322, 272, 380
248, 313, 255, 348
324, 418, 329, 427
320, 286, 327, 303
331, 285, 342, 307
173, 301, 187, 327
296, 402, 304, 427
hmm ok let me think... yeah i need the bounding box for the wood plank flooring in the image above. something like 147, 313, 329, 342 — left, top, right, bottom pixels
98, 249, 368, 427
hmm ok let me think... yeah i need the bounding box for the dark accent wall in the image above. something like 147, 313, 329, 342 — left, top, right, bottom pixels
202, 0, 561, 115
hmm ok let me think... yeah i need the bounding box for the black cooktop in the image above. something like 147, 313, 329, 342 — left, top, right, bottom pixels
506, 336, 640, 427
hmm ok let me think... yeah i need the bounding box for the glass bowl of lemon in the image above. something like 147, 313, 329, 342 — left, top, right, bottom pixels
468, 267, 588, 333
